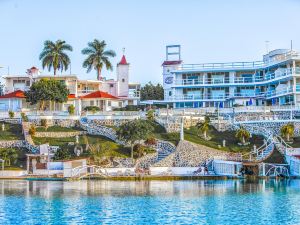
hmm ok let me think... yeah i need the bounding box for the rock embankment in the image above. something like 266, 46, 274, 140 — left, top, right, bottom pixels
154, 140, 238, 167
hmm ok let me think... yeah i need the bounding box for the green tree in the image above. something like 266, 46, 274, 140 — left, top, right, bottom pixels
146, 110, 155, 121
53, 149, 71, 160
196, 116, 210, 139
235, 127, 250, 145
281, 123, 294, 142
68, 105, 75, 115
117, 120, 154, 159
0, 148, 18, 166
25, 79, 69, 110
81, 39, 116, 80
39, 40, 73, 75
140, 82, 164, 101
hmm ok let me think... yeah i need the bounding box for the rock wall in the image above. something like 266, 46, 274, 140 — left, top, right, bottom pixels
155, 140, 238, 167
34, 131, 86, 138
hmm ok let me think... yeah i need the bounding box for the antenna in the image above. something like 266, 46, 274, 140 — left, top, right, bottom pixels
7, 66, 9, 75
291, 40, 293, 51
122, 47, 125, 55
265, 41, 270, 53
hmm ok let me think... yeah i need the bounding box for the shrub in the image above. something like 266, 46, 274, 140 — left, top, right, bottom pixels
144, 136, 157, 145
28, 124, 36, 136
8, 111, 14, 118
21, 112, 28, 122
146, 110, 155, 121
84, 106, 100, 113
53, 149, 71, 160
68, 105, 75, 115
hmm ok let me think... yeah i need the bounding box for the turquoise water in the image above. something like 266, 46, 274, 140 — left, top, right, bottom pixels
0, 180, 300, 224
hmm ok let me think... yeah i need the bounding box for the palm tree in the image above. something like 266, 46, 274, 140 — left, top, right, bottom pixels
81, 39, 116, 80
0, 148, 18, 167
39, 40, 73, 76
281, 123, 294, 142
235, 127, 250, 145
196, 116, 210, 139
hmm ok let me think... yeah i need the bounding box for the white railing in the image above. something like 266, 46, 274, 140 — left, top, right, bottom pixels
173, 68, 298, 86
176, 51, 300, 71
70, 165, 108, 178
178, 61, 265, 70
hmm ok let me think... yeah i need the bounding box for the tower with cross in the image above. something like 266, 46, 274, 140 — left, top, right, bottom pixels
117, 48, 129, 97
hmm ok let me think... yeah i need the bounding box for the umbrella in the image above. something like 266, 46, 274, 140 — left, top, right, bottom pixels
249, 98, 253, 106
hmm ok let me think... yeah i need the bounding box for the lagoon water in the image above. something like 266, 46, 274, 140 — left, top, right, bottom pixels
0, 180, 300, 225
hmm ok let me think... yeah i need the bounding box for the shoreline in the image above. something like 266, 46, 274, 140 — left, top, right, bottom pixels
0, 174, 297, 181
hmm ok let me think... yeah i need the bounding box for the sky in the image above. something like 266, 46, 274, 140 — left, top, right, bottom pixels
0, 0, 300, 85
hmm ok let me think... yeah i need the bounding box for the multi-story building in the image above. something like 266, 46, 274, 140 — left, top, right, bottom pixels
0, 54, 140, 112
162, 45, 300, 108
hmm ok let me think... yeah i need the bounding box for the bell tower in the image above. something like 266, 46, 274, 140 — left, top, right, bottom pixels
117, 48, 129, 97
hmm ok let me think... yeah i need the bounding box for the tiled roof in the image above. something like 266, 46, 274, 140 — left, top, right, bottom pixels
162, 60, 182, 66
68, 94, 76, 99
118, 55, 128, 65
80, 91, 118, 99
0, 90, 25, 99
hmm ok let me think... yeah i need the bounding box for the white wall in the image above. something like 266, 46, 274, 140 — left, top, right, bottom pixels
117, 65, 129, 97
149, 167, 200, 176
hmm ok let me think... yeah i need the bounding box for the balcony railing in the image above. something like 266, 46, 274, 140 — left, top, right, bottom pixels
168, 87, 300, 101
177, 51, 300, 71
173, 68, 299, 86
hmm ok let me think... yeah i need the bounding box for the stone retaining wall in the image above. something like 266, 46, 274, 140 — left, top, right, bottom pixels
34, 131, 86, 138
0, 140, 25, 148
155, 140, 238, 167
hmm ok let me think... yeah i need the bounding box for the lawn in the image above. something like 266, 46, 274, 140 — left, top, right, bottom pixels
36, 126, 84, 132
32, 135, 132, 158
0, 123, 24, 140
145, 121, 264, 153
184, 126, 264, 153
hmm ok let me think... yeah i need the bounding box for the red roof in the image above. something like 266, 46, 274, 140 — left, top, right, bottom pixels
0, 90, 25, 99
118, 55, 128, 65
162, 60, 182, 66
68, 94, 76, 99
80, 91, 118, 99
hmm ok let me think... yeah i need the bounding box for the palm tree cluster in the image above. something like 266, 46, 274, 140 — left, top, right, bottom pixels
281, 123, 294, 142
235, 127, 251, 145
196, 116, 210, 140
39, 39, 116, 80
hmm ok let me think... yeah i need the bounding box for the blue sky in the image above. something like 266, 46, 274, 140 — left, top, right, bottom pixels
0, 0, 300, 84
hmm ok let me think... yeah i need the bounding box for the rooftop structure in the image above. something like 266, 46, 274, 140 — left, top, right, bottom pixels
162, 45, 300, 108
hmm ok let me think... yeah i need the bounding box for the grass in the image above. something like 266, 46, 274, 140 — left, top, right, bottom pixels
32, 135, 132, 158
0, 123, 23, 140
36, 126, 84, 132
184, 126, 264, 153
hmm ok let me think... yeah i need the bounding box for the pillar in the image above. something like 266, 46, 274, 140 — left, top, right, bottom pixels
180, 117, 184, 141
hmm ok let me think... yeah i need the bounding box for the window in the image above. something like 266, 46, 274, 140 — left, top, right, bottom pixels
108, 101, 111, 107
122, 79, 125, 82
26, 81, 30, 86
169, 91, 172, 96
90, 100, 94, 106
110, 84, 114, 88
118, 102, 122, 107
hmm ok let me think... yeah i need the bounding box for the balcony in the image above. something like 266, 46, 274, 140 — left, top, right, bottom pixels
173, 68, 298, 87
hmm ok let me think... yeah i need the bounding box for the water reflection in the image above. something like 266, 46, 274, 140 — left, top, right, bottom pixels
0, 179, 299, 198
0, 179, 300, 224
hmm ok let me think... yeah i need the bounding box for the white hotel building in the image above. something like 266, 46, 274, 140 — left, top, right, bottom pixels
162, 45, 300, 108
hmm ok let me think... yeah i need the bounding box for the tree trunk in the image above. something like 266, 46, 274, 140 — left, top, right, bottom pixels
204, 131, 207, 139
97, 67, 102, 81
54, 67, 57, 76
242, 136, 245, 145
287, 134, 290, 142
